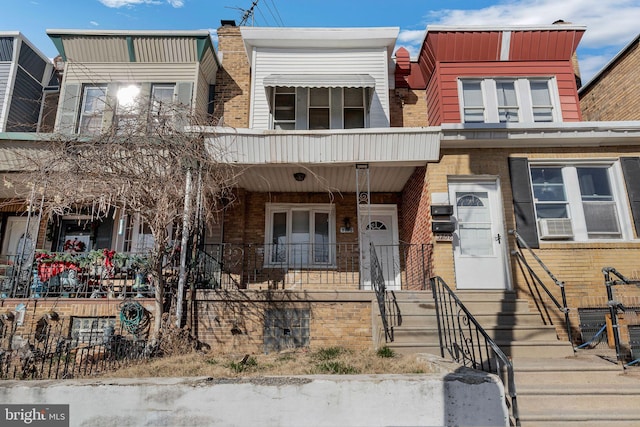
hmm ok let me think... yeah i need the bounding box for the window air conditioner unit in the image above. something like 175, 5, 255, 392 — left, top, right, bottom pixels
538, 218, 573, 240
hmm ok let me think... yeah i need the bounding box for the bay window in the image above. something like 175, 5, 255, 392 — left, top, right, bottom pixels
266, 204, 334, 266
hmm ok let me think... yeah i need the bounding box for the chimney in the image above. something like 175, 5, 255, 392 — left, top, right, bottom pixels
214, 22, 251, 128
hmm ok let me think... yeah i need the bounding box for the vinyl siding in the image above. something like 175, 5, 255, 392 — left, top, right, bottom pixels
63, 62, 199, 83
435, 61, 580, 124
250, 48, 391, 129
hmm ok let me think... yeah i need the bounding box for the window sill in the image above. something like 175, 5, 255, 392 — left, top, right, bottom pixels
538, 240, 640, 250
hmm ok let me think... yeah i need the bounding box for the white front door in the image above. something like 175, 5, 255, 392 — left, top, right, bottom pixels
360, 205, 401, 290
449, 180, 510, 289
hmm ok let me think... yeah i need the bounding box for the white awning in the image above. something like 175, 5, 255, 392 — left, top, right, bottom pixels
263, 74, 376, 89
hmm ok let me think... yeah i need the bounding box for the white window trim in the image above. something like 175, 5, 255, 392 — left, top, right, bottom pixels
271, 87, 296, 130
458, 77, 562, 124
529, 160, 634, 242
264, 203, 336, 267
78, 84, 108, 135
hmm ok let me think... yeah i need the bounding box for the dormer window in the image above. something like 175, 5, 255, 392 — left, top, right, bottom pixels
459, 77, 559, 124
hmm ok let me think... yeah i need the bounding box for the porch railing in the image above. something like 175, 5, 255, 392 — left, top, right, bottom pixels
602, 267, 640, 366
196, 243, 431, 291
0, 251, 176, 299
508, 229, 574, 346
431, 275, 520, 426
369, 243, 392, 342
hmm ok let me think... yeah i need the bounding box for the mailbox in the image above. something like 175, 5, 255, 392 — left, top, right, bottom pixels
431, 205, 453, 216
432, 221, 456, 233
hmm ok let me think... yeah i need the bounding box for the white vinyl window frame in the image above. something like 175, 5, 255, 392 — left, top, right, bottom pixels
264, 203, 336, 267
458, 77, 561, 124
272, 87, 296, 130
529, 160, 634, 242
78, 84, 108, 135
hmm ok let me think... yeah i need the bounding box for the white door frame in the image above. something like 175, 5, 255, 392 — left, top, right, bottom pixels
359, 204, 401, 290
448, 177, 512, 290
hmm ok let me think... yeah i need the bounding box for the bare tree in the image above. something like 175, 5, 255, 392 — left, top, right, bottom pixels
4, 93, 239, 344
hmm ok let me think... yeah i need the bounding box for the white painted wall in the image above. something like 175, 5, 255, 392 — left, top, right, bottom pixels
250, 48, 391, 129
0, 371, 508, 426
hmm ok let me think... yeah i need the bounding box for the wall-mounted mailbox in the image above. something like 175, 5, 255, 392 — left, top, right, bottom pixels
431, 205, 453, 216
432, 221, 456, 234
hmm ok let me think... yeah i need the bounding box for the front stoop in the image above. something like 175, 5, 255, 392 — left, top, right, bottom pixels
514, 353, 640, 426
383, 290, 574, 358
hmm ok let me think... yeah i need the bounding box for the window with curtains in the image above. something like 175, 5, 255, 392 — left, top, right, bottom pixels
265, 204, 335, 266
459, 78, 558, 124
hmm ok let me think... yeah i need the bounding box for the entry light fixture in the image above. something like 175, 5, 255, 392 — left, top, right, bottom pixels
293, 172, 306, 182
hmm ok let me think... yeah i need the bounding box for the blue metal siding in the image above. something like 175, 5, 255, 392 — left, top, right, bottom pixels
18, 41, 47, 83
0, 38, 13, 62
5, 67, 42, 131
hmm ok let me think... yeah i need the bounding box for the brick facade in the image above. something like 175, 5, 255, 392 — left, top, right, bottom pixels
580, 37, 640, 121
427, 147, 640, 338
389, 88, 428, 127
214, 25, 251, 128
193, 290, 375, 354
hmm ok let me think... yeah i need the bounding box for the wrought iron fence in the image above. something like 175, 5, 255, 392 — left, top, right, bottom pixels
430, 275, 520, 426
602, 267, 640, 366
196, 243, 431, 291
0, 251, 177, 299
0, 301, 151, 380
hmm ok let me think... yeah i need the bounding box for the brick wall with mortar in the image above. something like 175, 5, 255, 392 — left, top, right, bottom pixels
214, 25, 251, 128
0, 298, 156, 340
580, 39, 640, 121
390, 88, 429, 128
428, 147, 640, 340
193, 290, 375, 354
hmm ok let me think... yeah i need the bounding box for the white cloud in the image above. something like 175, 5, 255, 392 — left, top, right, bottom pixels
90, 21, 99, 26
98, 0, 184, 8
398, 0, 640, 82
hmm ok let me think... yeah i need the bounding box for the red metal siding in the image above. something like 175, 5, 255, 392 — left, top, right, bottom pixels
436, 61, 581, 124
425, 64, 442, 126
510, 30, 583, 61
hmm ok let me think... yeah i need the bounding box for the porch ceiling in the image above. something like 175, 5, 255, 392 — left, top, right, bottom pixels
236, 164, 417, 192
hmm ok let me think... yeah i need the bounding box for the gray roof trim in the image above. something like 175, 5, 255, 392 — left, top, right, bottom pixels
263, 74, 376, 88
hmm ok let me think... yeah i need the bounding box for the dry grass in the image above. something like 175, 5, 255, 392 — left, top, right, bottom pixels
99, 346, 433, 379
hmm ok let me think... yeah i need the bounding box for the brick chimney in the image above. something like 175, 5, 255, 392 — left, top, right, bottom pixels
214, 20, 251, 128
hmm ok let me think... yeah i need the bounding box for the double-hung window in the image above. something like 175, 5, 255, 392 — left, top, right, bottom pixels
343, 87, 365, 129
459, 77, 558, 123
78, 85, 107, 135
530, 163, 629, 241
115, 84, 141, 134
308, 88, 330, 129
273, 87, 296, 130
150, 84, 176, 132
266, 204, 334, 267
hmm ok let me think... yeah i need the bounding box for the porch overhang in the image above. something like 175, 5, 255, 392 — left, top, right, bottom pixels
440, 121, 640, 148
203, 126, 441, 166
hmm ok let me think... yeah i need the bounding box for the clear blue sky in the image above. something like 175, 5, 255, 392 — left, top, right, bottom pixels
2, 0, 639, 84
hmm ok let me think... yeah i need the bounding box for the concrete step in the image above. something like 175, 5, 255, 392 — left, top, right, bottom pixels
518, 413, 640, 426
391, 324, 559, 344
497, 341, 574, 358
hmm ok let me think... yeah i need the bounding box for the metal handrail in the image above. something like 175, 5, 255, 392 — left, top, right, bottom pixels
431, 275, 520, 426
602, 267, 640, 366
508, 229, 574, 347
370, 243, 392, 342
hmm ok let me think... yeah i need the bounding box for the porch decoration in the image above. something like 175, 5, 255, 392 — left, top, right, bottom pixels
63, 238, 86, 253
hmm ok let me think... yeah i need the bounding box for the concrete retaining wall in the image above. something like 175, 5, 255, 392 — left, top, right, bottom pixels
0, 369, 508, 426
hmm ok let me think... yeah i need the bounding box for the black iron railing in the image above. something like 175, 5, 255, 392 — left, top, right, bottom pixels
370, 243, 392, 342
0, 251, 174, 299
509, 229, 574, 347
602, 267, 640, 366
431, 276, 520, 426
197, 243, 431, 291
0, 303, 151, 379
